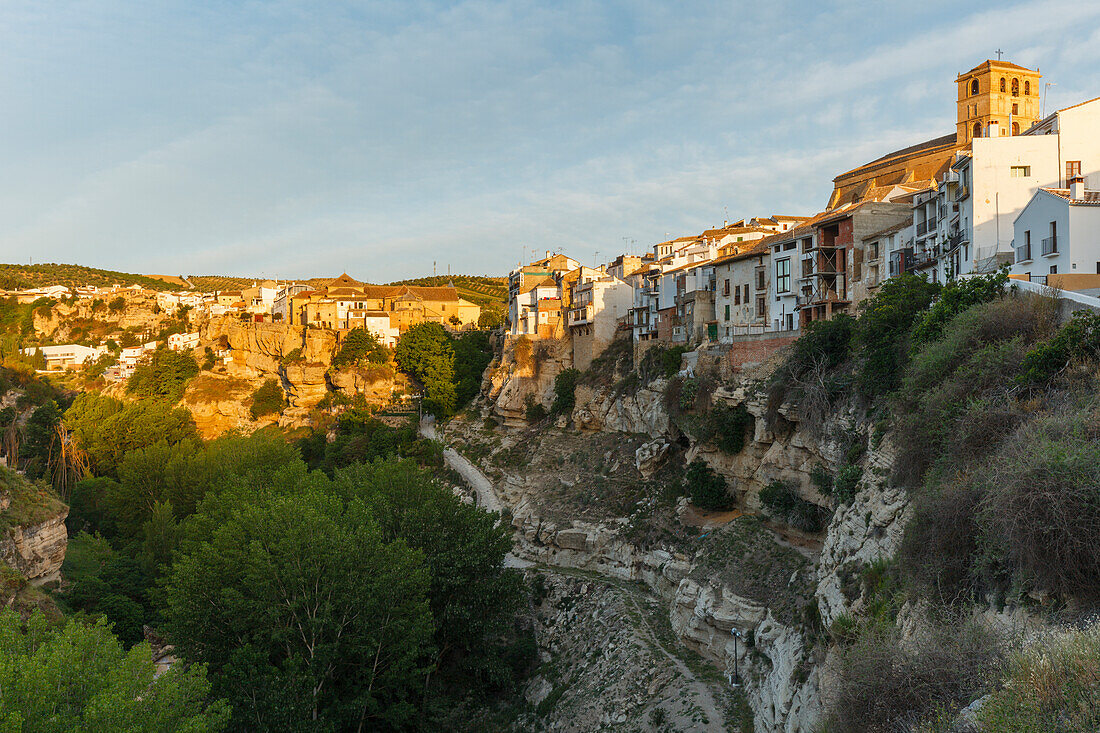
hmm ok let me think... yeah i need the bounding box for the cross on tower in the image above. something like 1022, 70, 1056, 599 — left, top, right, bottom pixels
996, 48, 1004, 60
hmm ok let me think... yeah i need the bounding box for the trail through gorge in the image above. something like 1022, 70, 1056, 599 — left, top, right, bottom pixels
420, 416, 729, 731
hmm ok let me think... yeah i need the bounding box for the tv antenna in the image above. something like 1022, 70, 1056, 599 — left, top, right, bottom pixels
1043, 82, 1057, 119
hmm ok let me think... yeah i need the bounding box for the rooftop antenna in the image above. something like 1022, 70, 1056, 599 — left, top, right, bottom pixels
1043, 82, 1057, 119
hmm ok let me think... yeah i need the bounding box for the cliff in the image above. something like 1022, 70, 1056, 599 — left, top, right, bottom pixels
0, 467, 68, 586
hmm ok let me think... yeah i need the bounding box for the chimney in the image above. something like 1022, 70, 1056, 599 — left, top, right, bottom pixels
545, 250, 551, 260
1070, 176, 1086, 200
987, 120, 999, 137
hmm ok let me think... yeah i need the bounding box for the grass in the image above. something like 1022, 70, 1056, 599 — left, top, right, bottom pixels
978, 625, 1100, 732
182, 372, 253, 403
0, 467, 67, 533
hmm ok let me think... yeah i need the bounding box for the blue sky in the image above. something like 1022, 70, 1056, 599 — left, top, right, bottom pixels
1, 0, 1098, 281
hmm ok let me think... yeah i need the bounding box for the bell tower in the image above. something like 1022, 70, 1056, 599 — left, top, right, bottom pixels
956, 59, 1042, 144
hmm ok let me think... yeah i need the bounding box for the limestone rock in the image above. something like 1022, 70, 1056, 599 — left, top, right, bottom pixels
635, 439, 671, 478
0, 511, 68, 585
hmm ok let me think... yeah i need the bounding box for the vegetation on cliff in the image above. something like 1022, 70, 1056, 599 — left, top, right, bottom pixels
0, 262, 174, 291
395, 323, 492, 418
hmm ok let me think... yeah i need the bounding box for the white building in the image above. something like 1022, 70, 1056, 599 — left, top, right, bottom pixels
568, 273, 633, 370
1011, 179, 1100, 286
167, 332, 200, 351
22, 344, 106, 370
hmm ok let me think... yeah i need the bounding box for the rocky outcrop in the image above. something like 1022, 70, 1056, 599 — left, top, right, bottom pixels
572, 380, 670, 437
31, 290, 176, 339
488, 337, 571, 424
0, 512, 68, 585
179, 373, 259, 439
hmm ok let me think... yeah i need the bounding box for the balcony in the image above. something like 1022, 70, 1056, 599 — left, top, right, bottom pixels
568, 305, 593, 326
916, 221, 928, 236
949, 231, 968, 249
1041, 236, 1058, 256
1015, 243, 1032, 262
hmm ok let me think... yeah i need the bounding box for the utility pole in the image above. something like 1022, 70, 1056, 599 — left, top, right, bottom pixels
730, 627, 743, 686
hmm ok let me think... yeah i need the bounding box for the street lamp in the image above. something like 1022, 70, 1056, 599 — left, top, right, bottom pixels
730, 627, 743, 687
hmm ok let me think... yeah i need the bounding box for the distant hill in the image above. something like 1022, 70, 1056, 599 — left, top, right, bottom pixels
186, 275, 258, 292
0, 263, 177, 291
386, 275, 507, 307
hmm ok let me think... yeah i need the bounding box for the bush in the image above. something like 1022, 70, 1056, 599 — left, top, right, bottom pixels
1017, 309, 1100, 387
126, 348, 199, 403
759, 479, 830, 533
977, 407, 1100, 600
249, 379, 284, 419
524, 395, 547, 423
833, 464, 862, 504
823, 617, 1003, 733
899, 481, 983, 605
709, 403, 754, 454
107, 296, 125, 312
810, 464, 833, 495
685, 459, 732, 511
550, 368, 579, 416
853, 273, 940, 396
909, 269, 1010, 349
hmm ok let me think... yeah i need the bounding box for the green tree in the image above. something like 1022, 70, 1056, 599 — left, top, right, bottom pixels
163, 490, 434, 731
854, 273, 940, 396
330, 459, 525, 692
395, 323, 457, 416
65, 394, 197, 478
332, 328, 389, 368
249, 379, 284, 419
685, 459, 733, 511
127, 347, 200, 403
0, 610, 229, 731
550, 368, 580, 416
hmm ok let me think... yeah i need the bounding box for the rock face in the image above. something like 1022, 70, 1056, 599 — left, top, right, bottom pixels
572, 380, 670, 436
488, 337, 572, 425
0, 512, 68, 585
179, 373, 259, 439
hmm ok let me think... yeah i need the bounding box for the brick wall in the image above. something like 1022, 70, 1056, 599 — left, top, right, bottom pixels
719, 331, 799, 377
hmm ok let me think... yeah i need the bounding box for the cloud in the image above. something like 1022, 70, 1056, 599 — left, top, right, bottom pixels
0, 0, 1097, 280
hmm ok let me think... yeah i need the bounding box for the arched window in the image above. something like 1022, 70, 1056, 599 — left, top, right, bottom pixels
1012, 122, 1020, 135
971, 79, 979, 95
1000, 77, 1006, 92
1011, 78, 1019, 97
1024, 80, 1030, 95
973, 122, 982, 138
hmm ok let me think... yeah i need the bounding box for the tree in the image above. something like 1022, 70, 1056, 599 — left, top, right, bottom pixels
249, 379, 284, 419
395, 323, 456, 417
452, 330, 492, 409
127, 348, 199, 403
332, 328, 389, 368
685, 459, 733, 511
330, 460, 525, 692
163, 490, 434, 731
0, 610, 229, 731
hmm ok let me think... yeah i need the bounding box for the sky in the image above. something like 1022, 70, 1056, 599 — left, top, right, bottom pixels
1, 0, 1099, 281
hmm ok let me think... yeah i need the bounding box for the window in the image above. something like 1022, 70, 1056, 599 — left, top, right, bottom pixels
1011, 78, 1019, 96
1010, 165, 1031, 177
754, 266, 766, 290
734, 286, 740, 305
971, 79, 979, 95
755, 296, 765, 319
776, 258, 791, 293
1067, 160, 1082, 181
973, 122, 982, 139
1000, 77, 1006, 92
1024, 80, 1030, 95
1012, 103, 1018, 115
1050, 265, 1057, 275
783, 242, 795, 251
724, 304, 730, 321
786, 313, 794, 331
723, 278, 730, 296
743, 284, 749, 302
869, 242, 879, 259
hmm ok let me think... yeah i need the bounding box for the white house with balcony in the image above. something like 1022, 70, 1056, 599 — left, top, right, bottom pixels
22, 344, 106, 370
1011, 178, 1100, 287
568, 274, 632, 370
167, 332, 200, 351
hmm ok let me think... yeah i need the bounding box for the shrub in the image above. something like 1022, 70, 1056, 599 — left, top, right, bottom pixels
107, 296, 125, 312
976, 407, 1100, 600
853, 273, 940, 396
685, 459, 732, 511
810, 463, 833, 495
823, 617, 1003, 733
909, 269, 1010, 349
759, 479, 830, 533
280, 347, 304, 365
1017, 309, 1100, 387
249, 379, 284, 419
550, 368, 579, 416
524, 395, 547, 423
126, 348, 199, 403
899, 481, 983, 605
833, 464, 862, 504
709, 403, 754, 455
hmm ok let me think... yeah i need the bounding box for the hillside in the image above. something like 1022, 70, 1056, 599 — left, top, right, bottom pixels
387, 274, 508, 307
0, 263, 176, 292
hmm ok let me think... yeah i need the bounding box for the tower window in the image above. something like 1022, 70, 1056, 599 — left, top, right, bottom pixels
1013, 122, 1020, 135
1000, 77, 1006, 92
973, 122, 982, 139
1024, 80, 1030, 95
1011, 78, 1019, 96
971, 79, 979, 95
1012, 103, 1018, 115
